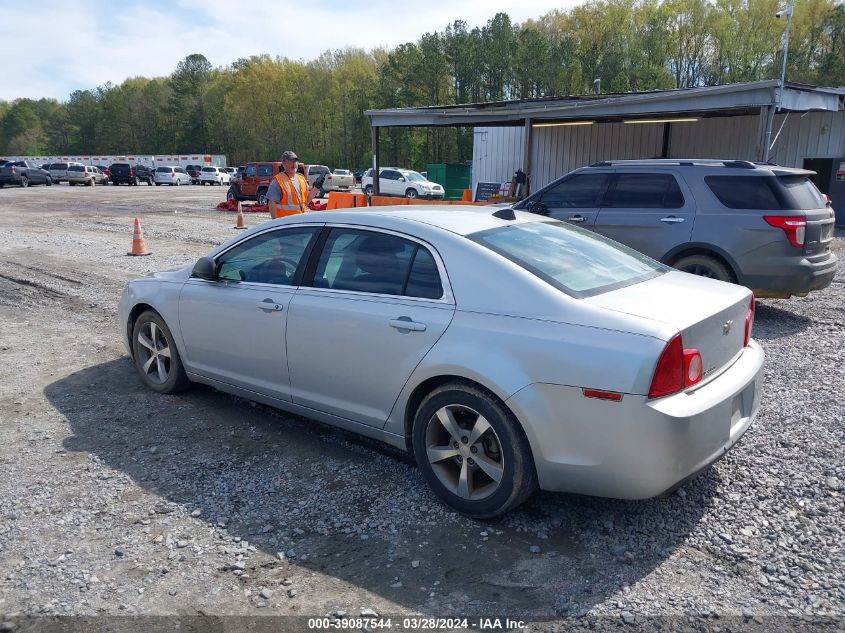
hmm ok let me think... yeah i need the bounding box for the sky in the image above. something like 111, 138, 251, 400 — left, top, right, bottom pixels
0, 0, 580, 102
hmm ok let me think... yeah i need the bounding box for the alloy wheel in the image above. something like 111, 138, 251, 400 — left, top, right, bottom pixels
425, 404, 504, 501
136, 320, 172, 385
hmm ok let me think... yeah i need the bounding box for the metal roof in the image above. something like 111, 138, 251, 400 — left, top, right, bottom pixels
366, 80, 845, 128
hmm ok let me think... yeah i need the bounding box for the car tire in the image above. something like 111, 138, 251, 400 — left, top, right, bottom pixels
412, 381, 538, 519
226, 186, 240, 202
364, 185, 373, 196
257, 189, 268, 206
87, 178, 94, 187
131, 310, 191, 395
405, 188, 418, 199
45, 177, 52, 186
155, 182, 161, 186
673, 254, 735, 283
70, 181, 76, 187
21, 176, 30, 187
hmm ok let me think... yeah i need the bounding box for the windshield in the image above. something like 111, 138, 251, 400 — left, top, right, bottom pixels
403, 171, 427, 182
470, 220, 665, 297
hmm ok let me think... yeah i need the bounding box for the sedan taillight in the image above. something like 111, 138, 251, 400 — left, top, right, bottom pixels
648, 334, 702, 398
744, 295, 755, 347
763, 215, 806, 248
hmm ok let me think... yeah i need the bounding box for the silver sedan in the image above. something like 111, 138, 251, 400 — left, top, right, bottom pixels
118, 208, 764, 518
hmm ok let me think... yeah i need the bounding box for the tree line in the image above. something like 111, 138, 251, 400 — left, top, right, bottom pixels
1, 0, 843, 171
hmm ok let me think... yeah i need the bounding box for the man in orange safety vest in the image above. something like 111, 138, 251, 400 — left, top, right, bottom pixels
267, 150, 320, 218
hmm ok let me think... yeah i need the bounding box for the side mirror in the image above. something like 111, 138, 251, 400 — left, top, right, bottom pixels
191, 256, 217, 281
527, 201, 549, 216
398, 176, 406, 182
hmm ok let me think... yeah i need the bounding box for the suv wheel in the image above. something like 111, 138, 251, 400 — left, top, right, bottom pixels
133, 176, 140, 186
363, 185, 373, 196
256, 189, 268, 206
226, 186, 239, 202
412, 382, 537, 518
20, 176, 29, 188
45, 177, 52, 186
673, 254, 734, 283
405, 188, 418, 199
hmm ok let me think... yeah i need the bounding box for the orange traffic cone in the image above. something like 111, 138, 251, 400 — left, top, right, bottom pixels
127, 217, 151, 256
234, 202, 246, 230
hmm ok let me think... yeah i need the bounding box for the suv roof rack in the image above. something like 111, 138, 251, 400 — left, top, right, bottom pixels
588, 159, 758, 169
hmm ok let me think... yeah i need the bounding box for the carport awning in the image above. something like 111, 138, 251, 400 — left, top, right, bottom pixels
366, 80, 845, 128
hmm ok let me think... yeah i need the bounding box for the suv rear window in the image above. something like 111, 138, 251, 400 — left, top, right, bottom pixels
201, 167, 215, 172
470, 220, 664, 298
110, 164, 130, 173
51, 163, 68, 170
155, 167, 171, 172
706, 174, 826, 210
67, 165, 85, 172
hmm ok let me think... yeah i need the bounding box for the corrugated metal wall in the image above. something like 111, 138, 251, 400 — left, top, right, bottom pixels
474, 111, 845, 191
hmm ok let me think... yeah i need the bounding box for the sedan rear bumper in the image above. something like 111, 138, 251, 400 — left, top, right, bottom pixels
507, 340, 764, 499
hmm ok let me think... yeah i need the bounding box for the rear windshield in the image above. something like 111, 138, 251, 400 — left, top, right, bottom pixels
110, 163, 130, 172
201, 167, 215, 172
705, 175, 826, 210
51, 163, 68, 170
334, 169, 350, 175
67, 165, 84, 172
309, 166, 329, 176
155, 167, 171, 172
470, 220, 665, 298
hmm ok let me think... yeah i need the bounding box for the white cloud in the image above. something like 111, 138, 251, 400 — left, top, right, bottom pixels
0, 0, 577, 102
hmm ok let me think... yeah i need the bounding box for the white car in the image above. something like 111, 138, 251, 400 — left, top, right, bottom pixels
361, 168, 444, 199
153, 166, 191, 186
200, 166, 231, 186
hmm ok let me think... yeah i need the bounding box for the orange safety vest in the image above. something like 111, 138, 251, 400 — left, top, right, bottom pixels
269, 172, 309, 218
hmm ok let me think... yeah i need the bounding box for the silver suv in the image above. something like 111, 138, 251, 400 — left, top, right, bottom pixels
514, 159, 837, 298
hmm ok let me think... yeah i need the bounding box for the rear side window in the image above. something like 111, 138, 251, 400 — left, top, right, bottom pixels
605, 174, 684, 208
540, 173, 610, 207
705, 176, 781, 209
257, 165, 273, 177
405, 248, 443, 299
312, 229, 417, 296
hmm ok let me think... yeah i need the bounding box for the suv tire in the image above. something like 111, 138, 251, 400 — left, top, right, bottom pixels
405, 188, 418, 199
256, 189, 268, 206
673, 254, 734, 283
226, 186, 240, 202
45, 177, 52, 186
364, 185, 373, 196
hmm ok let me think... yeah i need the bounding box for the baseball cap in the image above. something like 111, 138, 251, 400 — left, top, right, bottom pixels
280, 151, 299, 162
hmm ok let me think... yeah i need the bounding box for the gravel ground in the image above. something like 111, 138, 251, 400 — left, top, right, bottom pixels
0, 184, 842, 632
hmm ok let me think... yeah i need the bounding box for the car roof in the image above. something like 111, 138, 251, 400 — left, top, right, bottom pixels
263, 206, 536, 238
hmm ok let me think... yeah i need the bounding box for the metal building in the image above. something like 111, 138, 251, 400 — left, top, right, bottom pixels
366, 80, 845, 222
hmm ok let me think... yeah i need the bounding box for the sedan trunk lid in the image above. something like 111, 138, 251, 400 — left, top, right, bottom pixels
585, 271, 752, 382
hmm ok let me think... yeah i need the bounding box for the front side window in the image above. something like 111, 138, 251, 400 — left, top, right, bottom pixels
539, 173, 610, 208
312, 229, 422, 297
470, 220, 664, 297
605, 173, 684, 208
381, 170, 400, 181
217, 227, 317, 285
257, 165, 273, 177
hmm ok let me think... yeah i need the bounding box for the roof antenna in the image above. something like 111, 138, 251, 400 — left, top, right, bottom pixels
493, 207, 516, 220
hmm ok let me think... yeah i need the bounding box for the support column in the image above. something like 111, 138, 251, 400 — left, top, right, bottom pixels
661, 123, 672, 158
759, 105, 776, 163
371, 125, 380, 196
523, 118, 533, 196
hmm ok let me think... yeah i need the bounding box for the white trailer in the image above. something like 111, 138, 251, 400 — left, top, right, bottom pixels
2, 153, 227, 168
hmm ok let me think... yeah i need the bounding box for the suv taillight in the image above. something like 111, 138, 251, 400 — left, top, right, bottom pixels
648, 334, 702, 398
763, 215, 806, 248
744, 295, 755, 347
10, 167, 16, 174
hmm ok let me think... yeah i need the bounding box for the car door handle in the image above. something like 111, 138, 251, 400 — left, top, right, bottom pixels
660, 216, 685, 224
389, 318, 427, 332
256, 299, 283, 312
568, 214, 586, 223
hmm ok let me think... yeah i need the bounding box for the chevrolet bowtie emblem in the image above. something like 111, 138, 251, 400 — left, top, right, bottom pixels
723, 320, 733, 335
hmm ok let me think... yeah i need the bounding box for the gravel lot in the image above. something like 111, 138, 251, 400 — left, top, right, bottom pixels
0, 183, 842, 632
